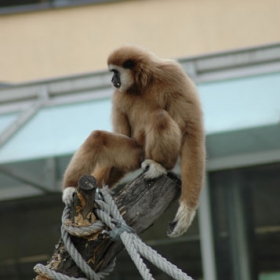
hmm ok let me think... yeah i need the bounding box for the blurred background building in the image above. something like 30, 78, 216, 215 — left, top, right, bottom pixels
0, 0, 280, 279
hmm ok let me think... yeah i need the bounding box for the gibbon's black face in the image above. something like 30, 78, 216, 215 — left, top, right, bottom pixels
108, 63, 134, 93
111, 69, 121, 89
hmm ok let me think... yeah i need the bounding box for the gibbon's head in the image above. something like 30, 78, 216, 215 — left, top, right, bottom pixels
107, 45, 158, 93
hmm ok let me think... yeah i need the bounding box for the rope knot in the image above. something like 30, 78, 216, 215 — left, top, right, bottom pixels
102, 220, 135, 241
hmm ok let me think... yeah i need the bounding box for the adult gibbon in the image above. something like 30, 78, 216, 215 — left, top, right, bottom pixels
62, 45, 206, 238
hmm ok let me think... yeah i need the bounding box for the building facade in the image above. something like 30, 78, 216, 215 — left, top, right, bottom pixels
0, 1, 280, 280
1, 0, 280, 82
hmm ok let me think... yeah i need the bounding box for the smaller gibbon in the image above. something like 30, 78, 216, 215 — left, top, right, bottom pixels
62, 45, 206, 238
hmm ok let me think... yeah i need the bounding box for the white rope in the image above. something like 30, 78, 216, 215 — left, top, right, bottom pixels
126, 233, 192, 280
121, 233, 154, 280
34, 186, 194, 280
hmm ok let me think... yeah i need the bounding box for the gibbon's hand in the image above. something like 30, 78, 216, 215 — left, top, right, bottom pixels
167, 204, 196, 238
141, 159, 167, 179
62, 187, 76, 206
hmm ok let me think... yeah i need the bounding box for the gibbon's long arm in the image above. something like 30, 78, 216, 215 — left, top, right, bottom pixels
168, 119, 205, 237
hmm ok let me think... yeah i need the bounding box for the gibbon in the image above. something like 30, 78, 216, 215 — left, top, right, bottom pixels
62, 45, 206, 238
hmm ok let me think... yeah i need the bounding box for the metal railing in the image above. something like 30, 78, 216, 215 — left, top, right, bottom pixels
1, 42, 280, 118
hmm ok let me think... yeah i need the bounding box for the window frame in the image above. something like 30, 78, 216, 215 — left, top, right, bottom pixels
0, 0, 121, 15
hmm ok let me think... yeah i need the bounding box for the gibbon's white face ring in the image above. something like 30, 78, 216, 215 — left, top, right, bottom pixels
108, 64, 133, 92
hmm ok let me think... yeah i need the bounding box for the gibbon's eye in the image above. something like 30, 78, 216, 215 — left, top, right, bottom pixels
123, 60, 135, 69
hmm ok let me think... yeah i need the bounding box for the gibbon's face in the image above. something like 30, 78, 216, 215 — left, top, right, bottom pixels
108, 60, 135, 93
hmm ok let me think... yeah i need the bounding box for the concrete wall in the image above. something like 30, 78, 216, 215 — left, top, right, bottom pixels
1, 0, 280, 82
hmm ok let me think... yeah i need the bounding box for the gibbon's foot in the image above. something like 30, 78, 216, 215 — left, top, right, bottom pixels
62, 187, 76, 206
167, 203, 196, 238
141, 159, 167, 179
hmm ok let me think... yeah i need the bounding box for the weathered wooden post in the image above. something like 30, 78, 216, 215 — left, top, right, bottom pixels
34, 171, 181, 279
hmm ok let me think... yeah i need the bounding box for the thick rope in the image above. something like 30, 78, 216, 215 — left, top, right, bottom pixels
34, 186, 193, 280
62, 205, 104, 237
121, 233, 154, 280
34, 197, 115, 280
127, 234, 192, 280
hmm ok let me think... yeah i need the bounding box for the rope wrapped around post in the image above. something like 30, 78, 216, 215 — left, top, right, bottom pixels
34, 175, 193, 280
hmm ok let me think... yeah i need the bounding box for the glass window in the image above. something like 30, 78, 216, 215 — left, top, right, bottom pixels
209, 163, 280, 280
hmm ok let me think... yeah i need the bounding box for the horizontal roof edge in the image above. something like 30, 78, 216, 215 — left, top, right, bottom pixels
1, 43, 280, 110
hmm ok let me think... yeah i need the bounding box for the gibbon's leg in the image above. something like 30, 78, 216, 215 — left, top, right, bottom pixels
62, 130, 143, 204
106, 167, 126, 187
92, 165, 126, 188
142, 110, 181, 179
91, 164, 112, 187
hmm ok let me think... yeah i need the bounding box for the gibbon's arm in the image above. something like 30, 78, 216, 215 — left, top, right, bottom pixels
112, 106, 131, 137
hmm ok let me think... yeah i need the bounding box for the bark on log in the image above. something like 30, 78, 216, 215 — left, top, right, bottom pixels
34, 171, 181, 279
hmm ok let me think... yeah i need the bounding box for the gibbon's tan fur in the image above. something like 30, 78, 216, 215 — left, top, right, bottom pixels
62, 45, 206, 237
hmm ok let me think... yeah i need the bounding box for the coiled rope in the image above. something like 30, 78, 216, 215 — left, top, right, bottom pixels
34, 187, 193, 280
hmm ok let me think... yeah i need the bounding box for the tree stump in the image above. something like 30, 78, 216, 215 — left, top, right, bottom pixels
34, 171, 181, 279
